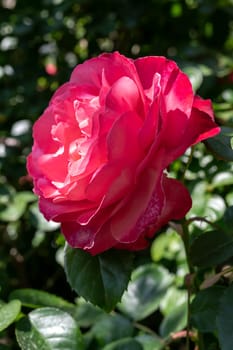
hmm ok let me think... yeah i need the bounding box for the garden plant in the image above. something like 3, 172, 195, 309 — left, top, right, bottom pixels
0, 1, 233, 349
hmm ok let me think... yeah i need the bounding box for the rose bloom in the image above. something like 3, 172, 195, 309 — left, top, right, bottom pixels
27, 52, 219, 255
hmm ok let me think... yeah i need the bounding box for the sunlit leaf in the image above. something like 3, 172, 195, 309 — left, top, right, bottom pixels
118, 264, 173, 321
0, 300, 21, 332
0, 192, 36, 222
16, 307, 84, 350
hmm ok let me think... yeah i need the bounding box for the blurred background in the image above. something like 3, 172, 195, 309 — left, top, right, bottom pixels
0, 0, 232, 346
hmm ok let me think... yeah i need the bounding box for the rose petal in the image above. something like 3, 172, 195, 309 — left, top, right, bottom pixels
110, 168, 163, 243
149, 175, 192, 235
135, 56, 194, 116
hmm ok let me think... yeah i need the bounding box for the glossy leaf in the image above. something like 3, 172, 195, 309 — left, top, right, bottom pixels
191, 286, 225, 332
9, 289, 74, 312
118, 264, 173, 321
15, 307, 84, 350
64, 245, 134, 312
190, 230, 233, 268
216, 283, 233, 350
0, 300, 21, 332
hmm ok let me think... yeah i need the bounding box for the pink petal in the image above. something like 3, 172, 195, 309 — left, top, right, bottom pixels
149, 175, 192, 235
135, 56, 194, 116
110, 168, 163, 243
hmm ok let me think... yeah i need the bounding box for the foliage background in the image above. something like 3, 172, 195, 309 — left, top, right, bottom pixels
0, 0, 233, 349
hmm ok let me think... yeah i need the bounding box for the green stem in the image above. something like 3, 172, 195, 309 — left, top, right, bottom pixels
181, 220, 194, 350
187, 216, 222, 231
198, 331, 205, 350
186, 287, 191, 350
181, 220, 194, 274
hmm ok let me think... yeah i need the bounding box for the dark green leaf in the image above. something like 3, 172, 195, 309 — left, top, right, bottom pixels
15, 307, 84, 350
191, 286, 225, 332
204, 127, 233, 161
91, 313, 133, 347
216, 283, 233, 350
9, 289, 74, 313
159, 302, 187, 337
118, 264, 173, 320
102, 338, 143, 350
223, 206, 233, 226
136, 334, 163, 350
64, 245, 134, 312
190, 230, 233, 268
0, 300, 21, 332
75, 298, 104, 328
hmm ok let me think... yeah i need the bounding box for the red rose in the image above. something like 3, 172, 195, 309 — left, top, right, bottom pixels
27, 52, 219, 255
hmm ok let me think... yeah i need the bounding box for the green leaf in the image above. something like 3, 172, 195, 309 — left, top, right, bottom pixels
64, 245, 134, 312
91, 313, 133, 347
183, 65, 203, 91
160, 287, 187, 315
216, 283, 233, 350
102, 338, 143, 350
223, 206, 233, 226
190, 230, 233, 268
136, 334, 162, 350
0, 345, 11, 350
189, 180, 226, 221
75, 298, 104, 328
118, 264, 173, 321
15, 307, 84, 350
159, 301, 187, 337
211, 171, 233, 188
0, 191, 36, 222
9, 289, 74, 312
151, 230, 185, 262
0, 300, 21, 332
204, 126, 233, 161
191, 286, 225, 332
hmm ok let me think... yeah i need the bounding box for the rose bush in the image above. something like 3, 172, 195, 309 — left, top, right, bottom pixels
27, 52, 219, 255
